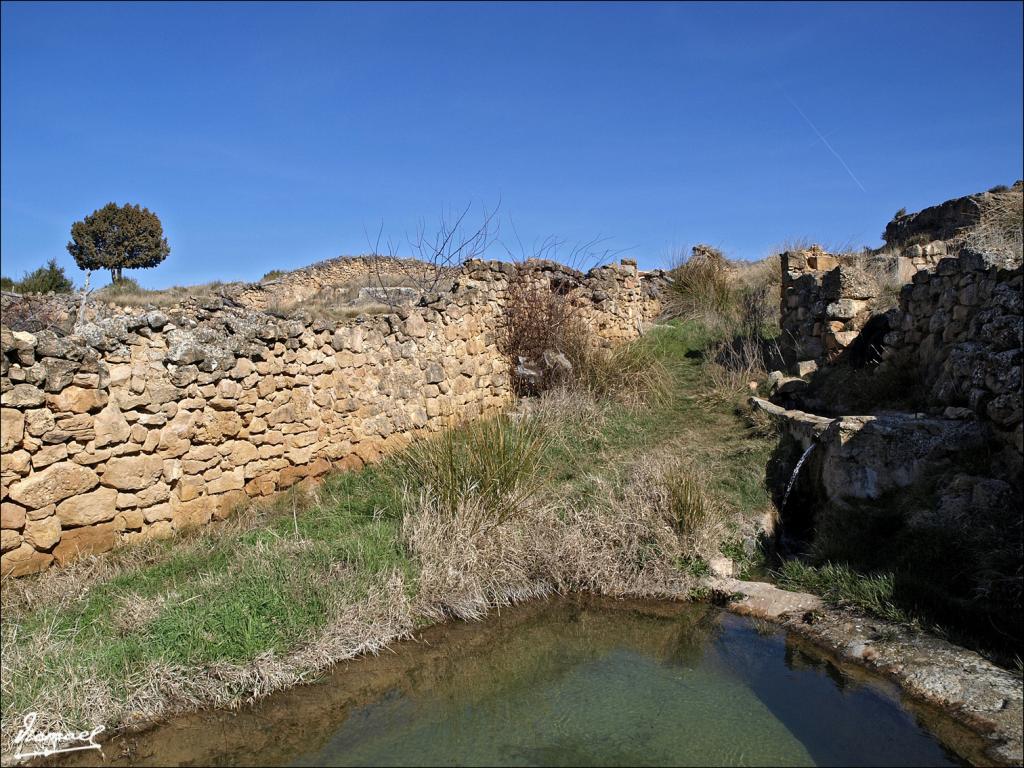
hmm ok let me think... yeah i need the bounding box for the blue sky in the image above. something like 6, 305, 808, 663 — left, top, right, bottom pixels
2, 1, 1021, 287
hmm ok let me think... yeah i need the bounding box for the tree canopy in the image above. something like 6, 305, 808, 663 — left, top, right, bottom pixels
66, 203, 170, 282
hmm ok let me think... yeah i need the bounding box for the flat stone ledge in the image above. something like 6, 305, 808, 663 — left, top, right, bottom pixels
712, 577, 1024, 767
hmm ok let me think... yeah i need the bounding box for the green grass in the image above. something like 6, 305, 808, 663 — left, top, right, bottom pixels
1, 319, 779, 745
774, 560, 912, 625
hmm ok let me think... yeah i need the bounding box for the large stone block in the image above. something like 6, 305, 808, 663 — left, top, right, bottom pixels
8, 462, 99, 509
1, 408, 25, 451
100, 455, 164, 491
47, 386, 108, 414
1, 384, 45, 408
24, 515, 61, 550
55, 486, 119, 527
94, 402, 131, 448
1, 542, 53, 576
53, 522, 118, 566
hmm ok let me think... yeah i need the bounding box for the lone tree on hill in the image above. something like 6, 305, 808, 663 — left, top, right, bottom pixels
66, 202, 170, 283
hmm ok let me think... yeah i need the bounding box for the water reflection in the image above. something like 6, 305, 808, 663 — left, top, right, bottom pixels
56, 597, 980, 767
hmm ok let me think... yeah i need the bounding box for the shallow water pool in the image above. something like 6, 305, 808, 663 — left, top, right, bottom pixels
60, 598, 981, 767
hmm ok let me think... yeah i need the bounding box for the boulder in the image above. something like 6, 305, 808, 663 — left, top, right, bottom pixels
94, 402, 131, 448
53, 522, 118, 566
0, 542, 53, 577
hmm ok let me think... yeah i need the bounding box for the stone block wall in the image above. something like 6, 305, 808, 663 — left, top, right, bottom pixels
231, 255, 450, 310
778, 244, 950, 368
780, 247, 881, 365
0, 259, 661, 577
879, 250, 1023, 455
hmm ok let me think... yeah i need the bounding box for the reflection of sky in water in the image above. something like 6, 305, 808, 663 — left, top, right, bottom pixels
291, 611, 960, 767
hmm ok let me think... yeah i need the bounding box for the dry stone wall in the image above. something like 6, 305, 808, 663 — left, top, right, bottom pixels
879, 250, 1023, 455
231, 255, 450, 310
779, 244, 948, 367
0, 259, 660, 577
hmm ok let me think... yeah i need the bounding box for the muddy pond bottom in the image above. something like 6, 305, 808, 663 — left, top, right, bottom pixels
72, 598, 977, 767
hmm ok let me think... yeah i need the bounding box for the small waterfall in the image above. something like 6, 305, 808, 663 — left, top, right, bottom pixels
780, 443, 815, 514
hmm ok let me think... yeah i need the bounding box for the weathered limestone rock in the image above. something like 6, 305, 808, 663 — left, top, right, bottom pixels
1, 384, 45, 408
31, 443, 69, 469
48, 385, 108, 414
94, 402, 132, 448
0, 542, 53, 576
8, 462, 99, 509
23, 515, 61, 550
1, 502, 26, 530
0, 408, 24, 451
55, 486, 119, 527
53, 522, 118, 565
100, 455, 164, 491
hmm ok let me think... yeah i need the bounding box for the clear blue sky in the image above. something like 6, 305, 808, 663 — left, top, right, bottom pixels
2, 1, 1021, 288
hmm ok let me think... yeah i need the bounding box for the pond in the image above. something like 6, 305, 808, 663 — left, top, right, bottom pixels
59, 597, 985, 767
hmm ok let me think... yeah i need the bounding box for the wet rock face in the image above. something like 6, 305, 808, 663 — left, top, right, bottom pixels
818, 414, 989, 505
0, 258, 664, 576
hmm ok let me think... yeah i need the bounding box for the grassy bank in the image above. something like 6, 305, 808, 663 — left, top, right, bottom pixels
0, 320, 777, 755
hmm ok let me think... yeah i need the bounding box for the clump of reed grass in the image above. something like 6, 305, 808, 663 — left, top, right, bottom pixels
774, 560, 911, 624
664, 245, 735, 330
392, 414, 550, 534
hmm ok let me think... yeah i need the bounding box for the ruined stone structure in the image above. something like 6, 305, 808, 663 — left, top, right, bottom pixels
880, 250, 1023, 455
0, 258, 661, 577
230, 255, 451, 310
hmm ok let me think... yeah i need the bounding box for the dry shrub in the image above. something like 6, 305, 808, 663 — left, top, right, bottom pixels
702, 336, 773, 402
0, 295, 73, 333
664, 245, 734, 329
565, 338, 672, 409
497, 272, 585, 394
405, 471, 698, 621
94, 280, 231, 308
732, 257, 781, 337
961, 185, 1023, 263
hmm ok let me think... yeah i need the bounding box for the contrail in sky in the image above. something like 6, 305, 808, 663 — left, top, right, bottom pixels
777, 85, 867, 193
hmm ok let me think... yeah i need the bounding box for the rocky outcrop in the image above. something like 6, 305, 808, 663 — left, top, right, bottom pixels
883, 181, 1023, 246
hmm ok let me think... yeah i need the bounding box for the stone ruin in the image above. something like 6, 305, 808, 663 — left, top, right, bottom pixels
0, 257, 663, 577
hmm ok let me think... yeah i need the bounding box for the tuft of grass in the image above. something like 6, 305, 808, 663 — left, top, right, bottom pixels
661, 466, 724, 557
392, 414, 550, 533
94, 279, 229, 307
774, 560, 912, 624
565, 336, 672, 409
664, 245, 735, 330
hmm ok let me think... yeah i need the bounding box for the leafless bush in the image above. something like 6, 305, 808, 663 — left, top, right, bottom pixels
497, 270, 588, 395
702, 336, 774, 402
367, 202, 500, 307
0, 295, 74, 333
